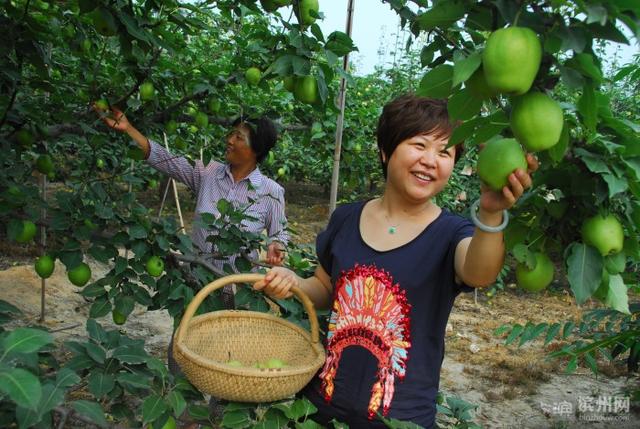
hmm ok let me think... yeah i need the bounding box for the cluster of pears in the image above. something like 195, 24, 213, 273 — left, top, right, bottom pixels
475, 26, 564, 192
259, 0, 319, 26
8, 218, 94, 288
242, 68, 319, 105
471, 28, 626, 295
248, 1, 320, 105
34, 253, 92, 287
467, 26, 577, 294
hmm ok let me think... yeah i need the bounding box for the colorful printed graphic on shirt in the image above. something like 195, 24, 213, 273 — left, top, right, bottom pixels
319, 264, 412, 419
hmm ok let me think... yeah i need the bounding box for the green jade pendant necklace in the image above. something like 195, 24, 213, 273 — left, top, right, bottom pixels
384, 210, 399, 234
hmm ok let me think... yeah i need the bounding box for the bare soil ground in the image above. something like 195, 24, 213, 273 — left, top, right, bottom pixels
2, 182, 638, 428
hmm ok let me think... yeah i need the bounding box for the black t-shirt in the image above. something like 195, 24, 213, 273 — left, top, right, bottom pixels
304, 201, 475, 429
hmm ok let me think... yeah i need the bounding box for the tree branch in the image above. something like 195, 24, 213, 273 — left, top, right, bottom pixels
113, 48, 163, 108
169, 251, 225, 277
53, 406, 124, 429
0, 86, 19, 130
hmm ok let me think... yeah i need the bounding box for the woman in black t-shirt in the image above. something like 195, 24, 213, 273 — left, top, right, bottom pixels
254, 94, 538, 428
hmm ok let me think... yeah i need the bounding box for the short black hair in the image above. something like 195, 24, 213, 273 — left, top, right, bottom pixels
232, 116, 278, 163
376, 94, 464, 178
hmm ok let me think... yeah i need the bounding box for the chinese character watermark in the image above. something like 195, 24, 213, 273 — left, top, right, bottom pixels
540, 395, 630, 422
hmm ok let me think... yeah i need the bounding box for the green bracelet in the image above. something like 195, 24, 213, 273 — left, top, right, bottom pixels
470, 199, 509, 233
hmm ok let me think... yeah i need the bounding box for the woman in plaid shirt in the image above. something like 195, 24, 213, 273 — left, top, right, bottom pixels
98, 106, 289, 282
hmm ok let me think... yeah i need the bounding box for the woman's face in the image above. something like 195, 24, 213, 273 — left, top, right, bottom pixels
225, 123, 256, 166
383, 133, 456, 204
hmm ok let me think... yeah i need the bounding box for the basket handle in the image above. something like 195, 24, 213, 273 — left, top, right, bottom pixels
173, 273, 321, 345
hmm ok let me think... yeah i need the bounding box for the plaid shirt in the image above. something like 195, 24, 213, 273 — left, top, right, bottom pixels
147, 140, 288, 272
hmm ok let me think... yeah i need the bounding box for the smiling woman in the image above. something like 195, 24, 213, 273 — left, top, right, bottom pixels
94, 105, 289, 279
252, 93, 538, 428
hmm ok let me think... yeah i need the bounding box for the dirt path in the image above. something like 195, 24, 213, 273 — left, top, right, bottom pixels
2, 182, 638, 427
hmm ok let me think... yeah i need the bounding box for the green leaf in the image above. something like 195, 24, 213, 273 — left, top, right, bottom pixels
559, 25, 588, 53
614, 64, 637, 81
565, 356, 578, 374
113, 345, 149, 364
0, 368, 41, 410
493, 324, 511, 336
605, 274, 630, 314
589, 19, 630, 43
325, 31, 357, 57
131, 241, 149, 257
72, 400, 108, 428
417, 64, 453, 98
142, 394, 168, 424
119, 12, 151, 43
566, 243, 603, 304
86, 319, 108, 344
88, 244, 117, 264
472, 111, 509, 144
115, 257, 128, 275
167, 390, 186, 417
562, 321, 576, 339
519, 323, 547, 347
416, 0, 466, 31
548, 120, 570, 164
117, 372, 152, 390
286, 397, 318, 420
604, 251, 626, 274
0, 300, 21, 316
114, 295, 136, 317
254, 408, 289, 429
569, 53, 604, 83
65, 354, 95, 371
89, 297, 112, 318
586, 4, 607, 25
267, 55, 294, 76
1, 328, 53, 355
573, 148, 610, 174
577, 83, 597, 132
129, 224, 148, 239
55, 368, 81, 388
505, 324, 524, 346
15, 403, 43, 429
584, 350, 598, 374
295, 421, 324, 429
560, 65, 585, 89
624, 158, 640, 180
448, 88, 482, 121
221, 409, 252, 428
187, 404, 210, 420
84, 342, 106, 364
248, 297, 270, 312
448, 117, 478, 146
602, 173, 628, 198
217, 199, 232, 216
545, 323, 561, 346
311, 24, 325, 42
88, 371, 115, 398
452, 51, 482, 88
512, 244, 535, 268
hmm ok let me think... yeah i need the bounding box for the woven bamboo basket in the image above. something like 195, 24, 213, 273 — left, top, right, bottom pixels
172, 273, 326, 402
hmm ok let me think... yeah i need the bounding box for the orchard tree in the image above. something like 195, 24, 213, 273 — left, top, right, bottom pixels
1, 0, 354, 427
1, 0, 639, 427
382, 0, 639, 386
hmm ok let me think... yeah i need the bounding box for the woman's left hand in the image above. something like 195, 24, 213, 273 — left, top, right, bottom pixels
480, 153, 539, 213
